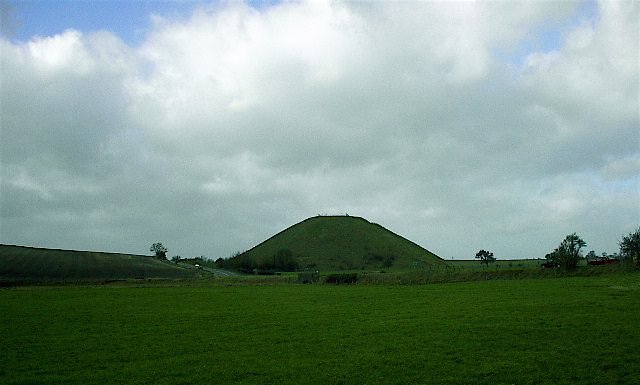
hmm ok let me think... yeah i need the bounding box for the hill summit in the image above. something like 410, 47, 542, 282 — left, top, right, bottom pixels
227, 215, 444, 271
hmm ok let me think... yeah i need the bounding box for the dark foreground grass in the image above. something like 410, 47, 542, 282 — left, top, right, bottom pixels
1, 274, 639, 385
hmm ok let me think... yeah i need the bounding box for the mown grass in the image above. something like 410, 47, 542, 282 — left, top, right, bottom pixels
2, 273, 639, 385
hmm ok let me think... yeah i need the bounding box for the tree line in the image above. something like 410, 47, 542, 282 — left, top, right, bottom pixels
149, 227, 640, 272
475, 227, 640, 270
216, 248, 300, 273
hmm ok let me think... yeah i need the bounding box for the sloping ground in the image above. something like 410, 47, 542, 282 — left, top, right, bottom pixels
235, 216, 445, 271
0, 244, 196, 283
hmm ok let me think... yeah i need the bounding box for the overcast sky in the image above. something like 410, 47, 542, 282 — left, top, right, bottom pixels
1, 0, 638, 260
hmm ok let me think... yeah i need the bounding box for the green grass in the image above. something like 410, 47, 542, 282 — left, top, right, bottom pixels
236, 215, 445, 271
0, 244, 197, 283
2, 273, 639, 384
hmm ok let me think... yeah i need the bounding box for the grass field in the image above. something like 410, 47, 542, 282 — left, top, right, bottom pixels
0, 244, 197, 283
2, 273, 639, 385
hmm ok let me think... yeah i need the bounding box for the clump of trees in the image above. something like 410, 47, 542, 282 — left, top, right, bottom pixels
619, 227, 640, 266
325, 273, 358, 284
223, 248, 299, 273
545, 233, 586, 270
269, 248, 300, 271
362, 253, 396, 269
150, 242, 168, 259
539, 229, 640, 270
475, 249, 495, 267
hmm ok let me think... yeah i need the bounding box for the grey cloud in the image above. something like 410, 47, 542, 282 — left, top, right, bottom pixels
1, 1, 637, 260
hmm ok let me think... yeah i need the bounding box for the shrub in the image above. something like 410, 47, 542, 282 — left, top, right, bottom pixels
298, 271, 320, 284
324, 273, 358, 284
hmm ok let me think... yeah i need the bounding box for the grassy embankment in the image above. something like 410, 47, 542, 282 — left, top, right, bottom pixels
0, 244, 197, 284
2, 273, 638, 385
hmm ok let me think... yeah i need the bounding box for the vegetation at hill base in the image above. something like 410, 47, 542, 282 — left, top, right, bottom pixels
2, 274, 638, 385
221, 215, 444, 272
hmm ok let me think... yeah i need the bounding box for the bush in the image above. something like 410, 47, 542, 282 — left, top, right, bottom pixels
362, 253, 396, 269
324, 273, 358, 284
298, 271, 320, 284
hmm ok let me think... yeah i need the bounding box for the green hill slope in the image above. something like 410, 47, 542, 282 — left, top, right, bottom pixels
0, 244, 196, 283
231, 216, 445, 271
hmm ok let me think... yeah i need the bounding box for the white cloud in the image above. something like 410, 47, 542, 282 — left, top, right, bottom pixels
1, 0, 637, 259
27, 30, 92, 71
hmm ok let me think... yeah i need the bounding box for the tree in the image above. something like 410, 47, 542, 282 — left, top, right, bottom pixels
150, 242, 168, 259
171, 255, 180, 264
549, 233, 586, 270
275, 248, 299, 272
619, 227, 640, 266
475, 249, 495, 267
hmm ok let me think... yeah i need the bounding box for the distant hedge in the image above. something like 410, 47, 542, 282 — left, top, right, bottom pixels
324, 273, 358, 284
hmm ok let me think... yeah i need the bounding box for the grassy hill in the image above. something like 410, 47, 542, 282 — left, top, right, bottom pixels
0, 244, 197, 283
230, 215, 445, 271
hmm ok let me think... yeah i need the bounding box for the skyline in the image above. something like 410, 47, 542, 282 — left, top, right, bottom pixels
1, 0, 638, 260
